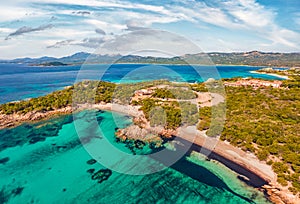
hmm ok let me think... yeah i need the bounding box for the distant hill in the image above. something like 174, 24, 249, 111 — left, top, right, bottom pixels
1, 51, 299, 67
36, 61, 69, 66
206, 51, 300, 67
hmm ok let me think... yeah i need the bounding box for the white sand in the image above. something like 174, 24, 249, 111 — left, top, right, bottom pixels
250, 71, 289, 80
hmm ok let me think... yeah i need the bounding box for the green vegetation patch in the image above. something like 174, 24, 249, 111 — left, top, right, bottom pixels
0, 81, 116, 114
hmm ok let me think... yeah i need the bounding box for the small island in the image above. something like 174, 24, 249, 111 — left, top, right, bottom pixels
32, 61, 69, 67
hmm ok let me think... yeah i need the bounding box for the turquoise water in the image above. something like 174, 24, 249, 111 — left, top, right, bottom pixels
0, 63, 283, 104
0, 63, 277, 203
0, 111, 271, 203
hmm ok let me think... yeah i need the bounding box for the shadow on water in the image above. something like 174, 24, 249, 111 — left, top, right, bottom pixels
150, 137, 263, 203
170, 158, 255, 203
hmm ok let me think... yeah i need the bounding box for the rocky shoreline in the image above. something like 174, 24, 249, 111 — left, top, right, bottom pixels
0, 103, 299, 203
0, 106, 73, 129
0, 103, 142, 130
114, 111, 299, 204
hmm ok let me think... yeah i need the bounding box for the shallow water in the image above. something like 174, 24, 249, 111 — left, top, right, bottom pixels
0, 110, 271, 203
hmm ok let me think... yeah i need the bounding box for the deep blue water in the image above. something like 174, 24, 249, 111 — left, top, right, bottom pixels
0, 63, 282, 104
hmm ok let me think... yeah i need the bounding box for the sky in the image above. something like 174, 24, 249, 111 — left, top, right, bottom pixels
0, 0, 299, 59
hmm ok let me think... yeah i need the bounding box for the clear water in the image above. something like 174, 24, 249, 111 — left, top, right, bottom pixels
0, 63, 275, 203
0, 111, 271, 204
0, 63, 282, 104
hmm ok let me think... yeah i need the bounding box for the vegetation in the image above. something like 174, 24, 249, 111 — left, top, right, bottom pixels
171, 88, 197, 100
113, 80, 170, 104
198, 78, 300, 192
197, 106, 211, 131
197, 103, 225, 137
224, 85, 300, 192
152, 88, 175, 99
1, 75, 299, 193
256, 67, 300, 89
204, 51, 300, 67
6, 51, 300, 67
0, 81, 116, 114
139, 99, 198, 129
39, 61, 68, 66
283, 75, 300, 88
152, 87, 196, 100
140, 98, 181, 129
191, 83, 208, 92
191, 80, 225, 95
179, 101, 198, 125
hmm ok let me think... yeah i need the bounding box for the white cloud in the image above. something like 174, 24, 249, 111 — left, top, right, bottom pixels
223, 0, 275, 27
0, 0, 299, 58
169, 0, 299, 50
0, 6, 40, 22
95, 29, 202, 57
268, 28, 300, 48
40, 28, 93, 39
84, 19, 126, 32
0, 28, 14, 34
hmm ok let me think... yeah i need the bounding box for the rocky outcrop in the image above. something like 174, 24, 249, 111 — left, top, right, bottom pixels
116, 123, 176, 140
262, 184, 300, 204
0, 106, 72, 129
116, 125, 162, 144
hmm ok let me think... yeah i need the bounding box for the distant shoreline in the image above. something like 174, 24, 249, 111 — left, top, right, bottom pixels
249, 70, 290, 80
30, 63, 291, 68
0, 62, 291, 68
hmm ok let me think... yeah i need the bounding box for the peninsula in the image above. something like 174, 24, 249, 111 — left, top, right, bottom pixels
0, 69, 299, 203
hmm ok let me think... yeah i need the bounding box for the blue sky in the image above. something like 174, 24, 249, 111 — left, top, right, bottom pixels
0, 0, 299, 59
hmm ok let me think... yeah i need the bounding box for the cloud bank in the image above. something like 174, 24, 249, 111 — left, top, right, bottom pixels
0, 0, 299, 58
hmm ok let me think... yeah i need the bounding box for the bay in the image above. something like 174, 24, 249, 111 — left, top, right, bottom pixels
0, 63, 282, 104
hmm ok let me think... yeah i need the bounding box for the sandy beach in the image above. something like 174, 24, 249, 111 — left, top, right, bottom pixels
1, 102, 298, 203
250, 71, 290, 80
178, 126, 275, 182
177, 126, 299, 204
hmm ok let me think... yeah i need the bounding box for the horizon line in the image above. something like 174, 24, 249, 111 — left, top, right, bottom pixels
2, 50, 300, 61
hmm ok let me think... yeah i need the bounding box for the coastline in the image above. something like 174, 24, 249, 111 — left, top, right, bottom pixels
0, 103, 143, 130
0, 103, 298, 203
175, 129, 297, 204
0, 106, 73, 129
249, 71, 290, 80
26, 62, 289, 67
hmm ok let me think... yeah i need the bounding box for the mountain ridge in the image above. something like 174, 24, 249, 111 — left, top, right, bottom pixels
1, 51, 299, 67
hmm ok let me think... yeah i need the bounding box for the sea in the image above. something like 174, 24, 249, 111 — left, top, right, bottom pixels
0, 63, 280, 203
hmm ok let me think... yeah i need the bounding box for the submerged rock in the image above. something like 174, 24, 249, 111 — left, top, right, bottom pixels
91, 169, 112, 183
29, 136, 45, 144
11, 187, 24, 196
0, 187, 9, 203
87, 159, 97, 165
0, 157, 9, 165
134, 140, 145, 149
87, 169, 95, 174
